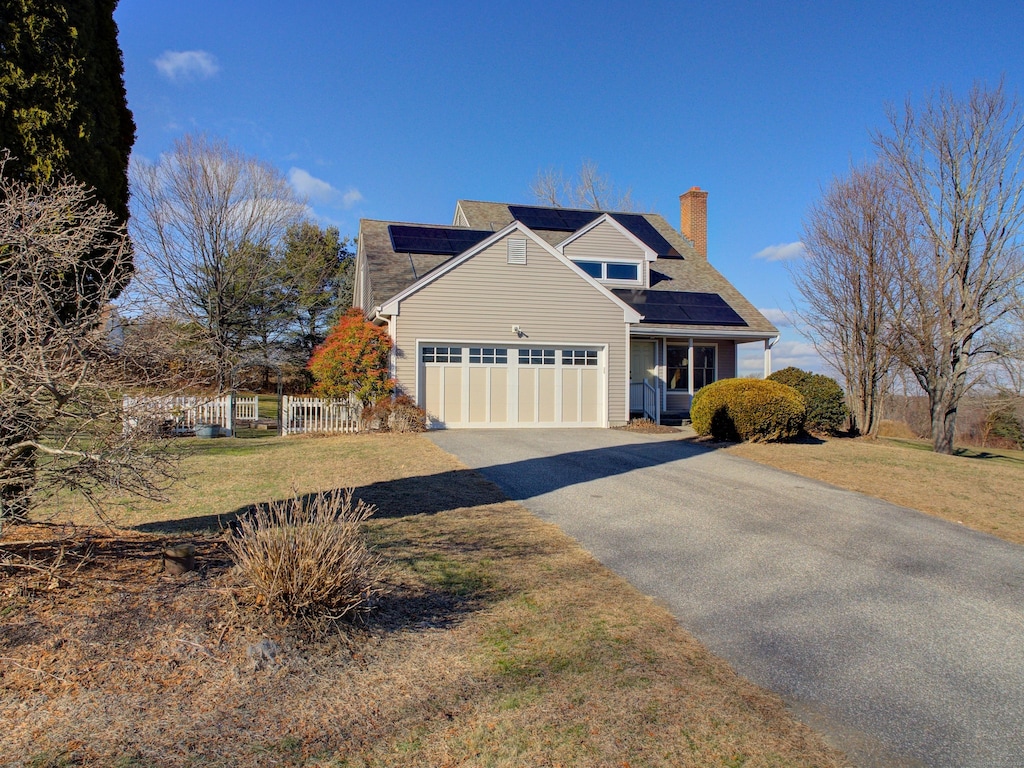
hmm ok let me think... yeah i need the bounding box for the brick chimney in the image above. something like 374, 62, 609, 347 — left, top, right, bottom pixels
679, 186, 708, 259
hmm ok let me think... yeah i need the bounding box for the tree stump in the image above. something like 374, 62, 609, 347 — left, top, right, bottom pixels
163, 543, 196, 575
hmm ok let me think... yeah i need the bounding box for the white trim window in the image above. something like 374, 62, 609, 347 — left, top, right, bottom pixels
519, 348, 556, 365
666, 343, 717, 392
692, 345, 716, 389
422, 346, 462, 363
572, 259, 642, 284
469, 347, 508, 364
562, 349, 598, 366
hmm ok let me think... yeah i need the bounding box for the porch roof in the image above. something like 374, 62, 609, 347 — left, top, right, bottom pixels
613, 289, 747, 327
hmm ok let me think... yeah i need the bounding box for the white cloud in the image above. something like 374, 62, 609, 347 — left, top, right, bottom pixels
758, 307, 794, 328
154, 50, 219, 82
753, 241, 805, 262
288, 168, 336, 203
342, 188, 364, 207
288, 168, 362, 209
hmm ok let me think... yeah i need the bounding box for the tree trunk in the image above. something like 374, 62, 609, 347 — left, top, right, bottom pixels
0, 443, 36, 523
929, 393, 959, 455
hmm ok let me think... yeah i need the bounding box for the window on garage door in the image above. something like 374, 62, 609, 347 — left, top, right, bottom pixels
519, 348, 555, 365
422, 346, 462, 363
562, 349, 598, 366
469, 347, 508, 364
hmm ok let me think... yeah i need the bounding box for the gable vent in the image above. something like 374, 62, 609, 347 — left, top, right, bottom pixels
507, 238, 527, 265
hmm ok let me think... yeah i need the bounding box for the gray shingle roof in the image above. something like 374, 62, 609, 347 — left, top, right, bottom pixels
357, 200, 778, 337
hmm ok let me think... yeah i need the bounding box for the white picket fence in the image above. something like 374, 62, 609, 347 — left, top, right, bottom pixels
123, 394, 259, 436
231, 395, 260, 425
281, 395, 361, 435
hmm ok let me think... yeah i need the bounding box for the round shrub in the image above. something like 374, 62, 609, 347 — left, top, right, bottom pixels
767, 367, 848, 434
691, 378, 806, 442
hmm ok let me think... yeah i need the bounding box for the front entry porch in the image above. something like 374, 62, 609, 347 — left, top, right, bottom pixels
628, 335, 774, 424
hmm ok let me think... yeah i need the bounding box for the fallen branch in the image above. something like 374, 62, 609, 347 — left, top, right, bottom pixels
0, 537, 75, 548
0, 560, 72, 585
175, 638, 228, 663
0, 656, 68, 683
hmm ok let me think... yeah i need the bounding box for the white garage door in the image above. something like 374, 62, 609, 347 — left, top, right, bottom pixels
421, 344, 606, 428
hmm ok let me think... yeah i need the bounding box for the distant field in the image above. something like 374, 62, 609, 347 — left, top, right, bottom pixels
726, 436, 1024, 544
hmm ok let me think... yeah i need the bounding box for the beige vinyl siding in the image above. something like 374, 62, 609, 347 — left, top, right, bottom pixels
562, 220, 646, 262
392, 233, 630, 424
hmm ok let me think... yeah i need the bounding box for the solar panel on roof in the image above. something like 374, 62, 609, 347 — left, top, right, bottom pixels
510, 205, 682, 258
557, 209, 602, 230
612, 290, 748, 326
610, 213, 680, 257
508, 205, 600, 231
388, 225, 493, 255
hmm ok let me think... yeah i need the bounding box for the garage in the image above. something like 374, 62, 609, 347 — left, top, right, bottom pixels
421, 344, 606, 428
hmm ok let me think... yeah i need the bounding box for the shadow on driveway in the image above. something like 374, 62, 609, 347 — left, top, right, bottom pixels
135, 434, 712, 535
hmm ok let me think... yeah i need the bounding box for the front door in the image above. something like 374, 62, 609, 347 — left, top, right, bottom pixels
630, 341, 656, 385
629, 341, 657, 417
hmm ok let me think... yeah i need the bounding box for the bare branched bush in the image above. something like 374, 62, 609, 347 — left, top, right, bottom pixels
227, 489, 387, 626
360, 395, 426, 433
0, 160, 182, 530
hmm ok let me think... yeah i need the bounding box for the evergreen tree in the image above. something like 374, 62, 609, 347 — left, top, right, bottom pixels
282, 222, 354, 361
0, 0, 135, 223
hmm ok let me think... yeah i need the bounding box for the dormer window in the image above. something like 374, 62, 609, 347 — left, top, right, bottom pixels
573, 259, 641, 284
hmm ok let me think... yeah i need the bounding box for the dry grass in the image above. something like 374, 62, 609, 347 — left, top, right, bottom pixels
876, 419, 919, 439
2, 434, 846, 767
617, 417, 679, 434
227, 490, 386, 626
726, 436, 1024, 544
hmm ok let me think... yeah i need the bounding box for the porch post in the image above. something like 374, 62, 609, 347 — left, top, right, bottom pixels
661, 338, 667, 413
655, 341, 661, 424
687, 338, 694, 396
763, 338, 773, 378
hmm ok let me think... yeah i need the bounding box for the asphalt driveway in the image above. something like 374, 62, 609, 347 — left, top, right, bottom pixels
428, 428, 1024, 768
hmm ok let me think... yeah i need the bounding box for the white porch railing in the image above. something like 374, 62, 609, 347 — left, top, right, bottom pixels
281, 395, 361, 435
629, 380, 659, 423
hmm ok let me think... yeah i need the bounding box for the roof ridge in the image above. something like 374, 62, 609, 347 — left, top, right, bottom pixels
362, 217, 484, 229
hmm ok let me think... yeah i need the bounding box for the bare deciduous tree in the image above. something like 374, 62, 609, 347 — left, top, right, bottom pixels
876, 82, 1024, 454
794, 163, 906, 437
531, 160, 639, 211
129, 134, 305, 389
0, 166, 179, 530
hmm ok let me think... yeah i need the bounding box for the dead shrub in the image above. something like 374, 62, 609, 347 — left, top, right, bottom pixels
361, 394, 426, 433
226, 489, 387, 625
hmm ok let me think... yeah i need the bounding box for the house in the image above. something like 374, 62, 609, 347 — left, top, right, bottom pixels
352, 188, 779, 428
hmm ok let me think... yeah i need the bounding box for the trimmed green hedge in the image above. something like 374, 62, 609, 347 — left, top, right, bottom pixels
767, 367, 847, 434
691, 378, 806, 442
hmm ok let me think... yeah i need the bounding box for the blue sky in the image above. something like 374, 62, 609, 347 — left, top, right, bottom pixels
114, 0, 1024, 374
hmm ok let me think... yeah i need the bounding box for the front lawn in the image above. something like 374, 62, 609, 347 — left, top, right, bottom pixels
2, 434, 845, 767
727, 436, 1024, 544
